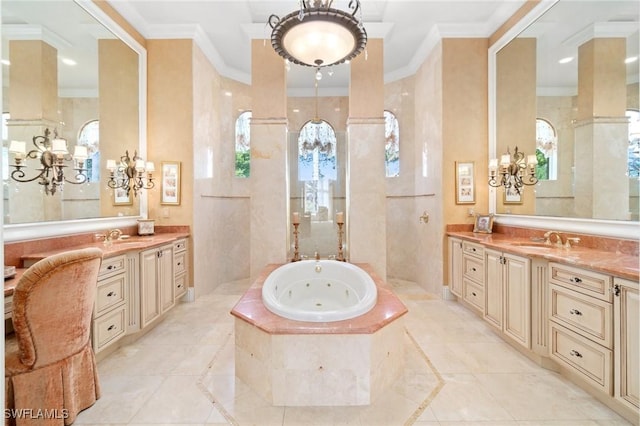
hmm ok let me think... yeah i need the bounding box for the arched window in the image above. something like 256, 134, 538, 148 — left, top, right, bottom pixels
384, 110, 400, 177
235, 111, 251, 178
77, 119, 100, 182
535, 118, 557, 180
627, 109, 640, 179
298, 119, 336, 216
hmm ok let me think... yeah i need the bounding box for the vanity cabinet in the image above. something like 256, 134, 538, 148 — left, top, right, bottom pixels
548, 262, 613, 394
140, 244, 174, 328
448, 237, 463, 297
92, 255, 128, 353
484, 249, 531, 349
461, 241, 485, 312
173, 238, 188, 300
613, 277, 639, 411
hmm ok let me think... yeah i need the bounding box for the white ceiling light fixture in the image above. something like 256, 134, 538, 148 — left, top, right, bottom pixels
625, 56, 638, 64
558, 56, 574, 64
268, 0, 367, 68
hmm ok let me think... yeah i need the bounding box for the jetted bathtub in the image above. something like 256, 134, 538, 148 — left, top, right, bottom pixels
261, 260, 378, 322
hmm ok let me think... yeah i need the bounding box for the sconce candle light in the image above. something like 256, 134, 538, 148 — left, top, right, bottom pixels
8, 128, 88, 196
106, 150, 155, 197
488, 146, 538, 195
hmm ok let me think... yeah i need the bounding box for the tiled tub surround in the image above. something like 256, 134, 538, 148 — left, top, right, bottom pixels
231, 263, 408, 406
446, 224, 639, 281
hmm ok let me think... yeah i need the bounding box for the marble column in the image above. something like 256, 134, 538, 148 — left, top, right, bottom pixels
7, 40, 60, 222
250, 39, 289, 279
347, 39, 387, 278
574, 38, 629, 220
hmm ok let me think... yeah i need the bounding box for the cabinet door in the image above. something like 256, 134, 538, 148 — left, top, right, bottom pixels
503, 253, 531, 349
484, 249, 503, 330
159, 246, 175, 313
449, 238, 463, 297
140, 249, 161, 328
614, 278, 639, 410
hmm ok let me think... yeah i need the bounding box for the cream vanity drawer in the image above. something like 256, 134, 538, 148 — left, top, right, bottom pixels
463, 256, 484, 283
549, 262, 612, 302
173, 239, 187, 253
174, 252, 187, 275
550, 323, 612, 393
463, 279, 484, 312
93, 305, 126, 352
549, 284, 612, 348
462, 241, 484, 259
175, 273, 187, 298
95, 274, 126, 317
99, 255, 127, 278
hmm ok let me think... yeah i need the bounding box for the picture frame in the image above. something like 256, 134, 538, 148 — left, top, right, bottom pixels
455, 161, 475, 204
473, 213, 494, 234
161, 161, 181, 205
503, 186, 523, 204
112, 174, 132, 205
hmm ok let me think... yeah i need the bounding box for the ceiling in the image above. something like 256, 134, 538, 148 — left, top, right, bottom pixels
2, 1, 638, 97
107, 0, 528, 95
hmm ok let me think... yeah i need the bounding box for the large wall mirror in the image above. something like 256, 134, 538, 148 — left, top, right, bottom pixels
489, 0, 639, 239
2, 0, 147, 242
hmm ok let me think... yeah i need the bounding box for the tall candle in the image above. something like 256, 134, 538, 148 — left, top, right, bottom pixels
292, 212, 300, 224
336, 211, 344, 224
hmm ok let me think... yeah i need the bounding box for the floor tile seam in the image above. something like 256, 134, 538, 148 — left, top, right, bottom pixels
124, 375, 172, 425
195, 329, 238, 426
403, 327, 446, 426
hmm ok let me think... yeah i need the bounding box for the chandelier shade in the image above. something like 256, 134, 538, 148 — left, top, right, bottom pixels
269, 1, 367, 67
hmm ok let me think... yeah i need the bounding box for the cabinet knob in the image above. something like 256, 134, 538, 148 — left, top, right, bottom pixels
107, 265, 115, 270
107, 291, 116, 297
471, 267, 476, 272
569, 309, 582, 316
569, 349, 583, 358
569, 276, 583, 284
107, 324, 116, 331
471, 292, 477, 297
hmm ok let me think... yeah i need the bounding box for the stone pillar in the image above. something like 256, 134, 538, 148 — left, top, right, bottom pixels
347, 39, 386, 278
574, 38, 628, 220
250, 39, 289, 279
7, 40, 60, 223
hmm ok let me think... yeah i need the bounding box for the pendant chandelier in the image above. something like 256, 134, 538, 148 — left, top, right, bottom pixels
268, 0, 367, 68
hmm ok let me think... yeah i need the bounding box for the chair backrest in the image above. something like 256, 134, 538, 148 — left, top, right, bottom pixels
11, 247, 103, 369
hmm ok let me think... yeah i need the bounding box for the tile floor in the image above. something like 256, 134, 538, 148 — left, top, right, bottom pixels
75, 278, 634, 425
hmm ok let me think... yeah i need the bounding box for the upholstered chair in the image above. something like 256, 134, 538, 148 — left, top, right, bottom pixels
5, 247, 103, 425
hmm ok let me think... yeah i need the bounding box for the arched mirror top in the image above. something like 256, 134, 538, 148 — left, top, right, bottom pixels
489, 0, 639, 239
2, 0, 147, 242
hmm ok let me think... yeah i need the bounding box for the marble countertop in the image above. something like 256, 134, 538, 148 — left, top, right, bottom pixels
4, 232, 189, 297
447, 231, 639, 282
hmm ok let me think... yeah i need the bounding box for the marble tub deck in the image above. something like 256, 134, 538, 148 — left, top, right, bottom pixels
231, 263, 409, 406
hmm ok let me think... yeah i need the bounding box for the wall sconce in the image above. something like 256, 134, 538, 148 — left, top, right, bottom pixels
8, 128, 88, 196
488, 146, 538, 195
106, 150, 155, 197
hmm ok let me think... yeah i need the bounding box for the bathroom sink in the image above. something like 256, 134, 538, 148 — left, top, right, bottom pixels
509, 242, 553, 250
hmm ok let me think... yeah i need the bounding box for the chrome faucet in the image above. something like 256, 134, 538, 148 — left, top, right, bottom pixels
543, 231, 564, 248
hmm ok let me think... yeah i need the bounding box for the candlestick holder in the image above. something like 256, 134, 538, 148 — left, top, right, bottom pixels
291, 222, 301, 262
336, 222, 346, 261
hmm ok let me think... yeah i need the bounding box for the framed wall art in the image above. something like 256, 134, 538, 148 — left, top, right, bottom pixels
504, 186, 523, 204
161, 161, 181, 205
113, 186, 132, 206
455, 161, 475, 204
